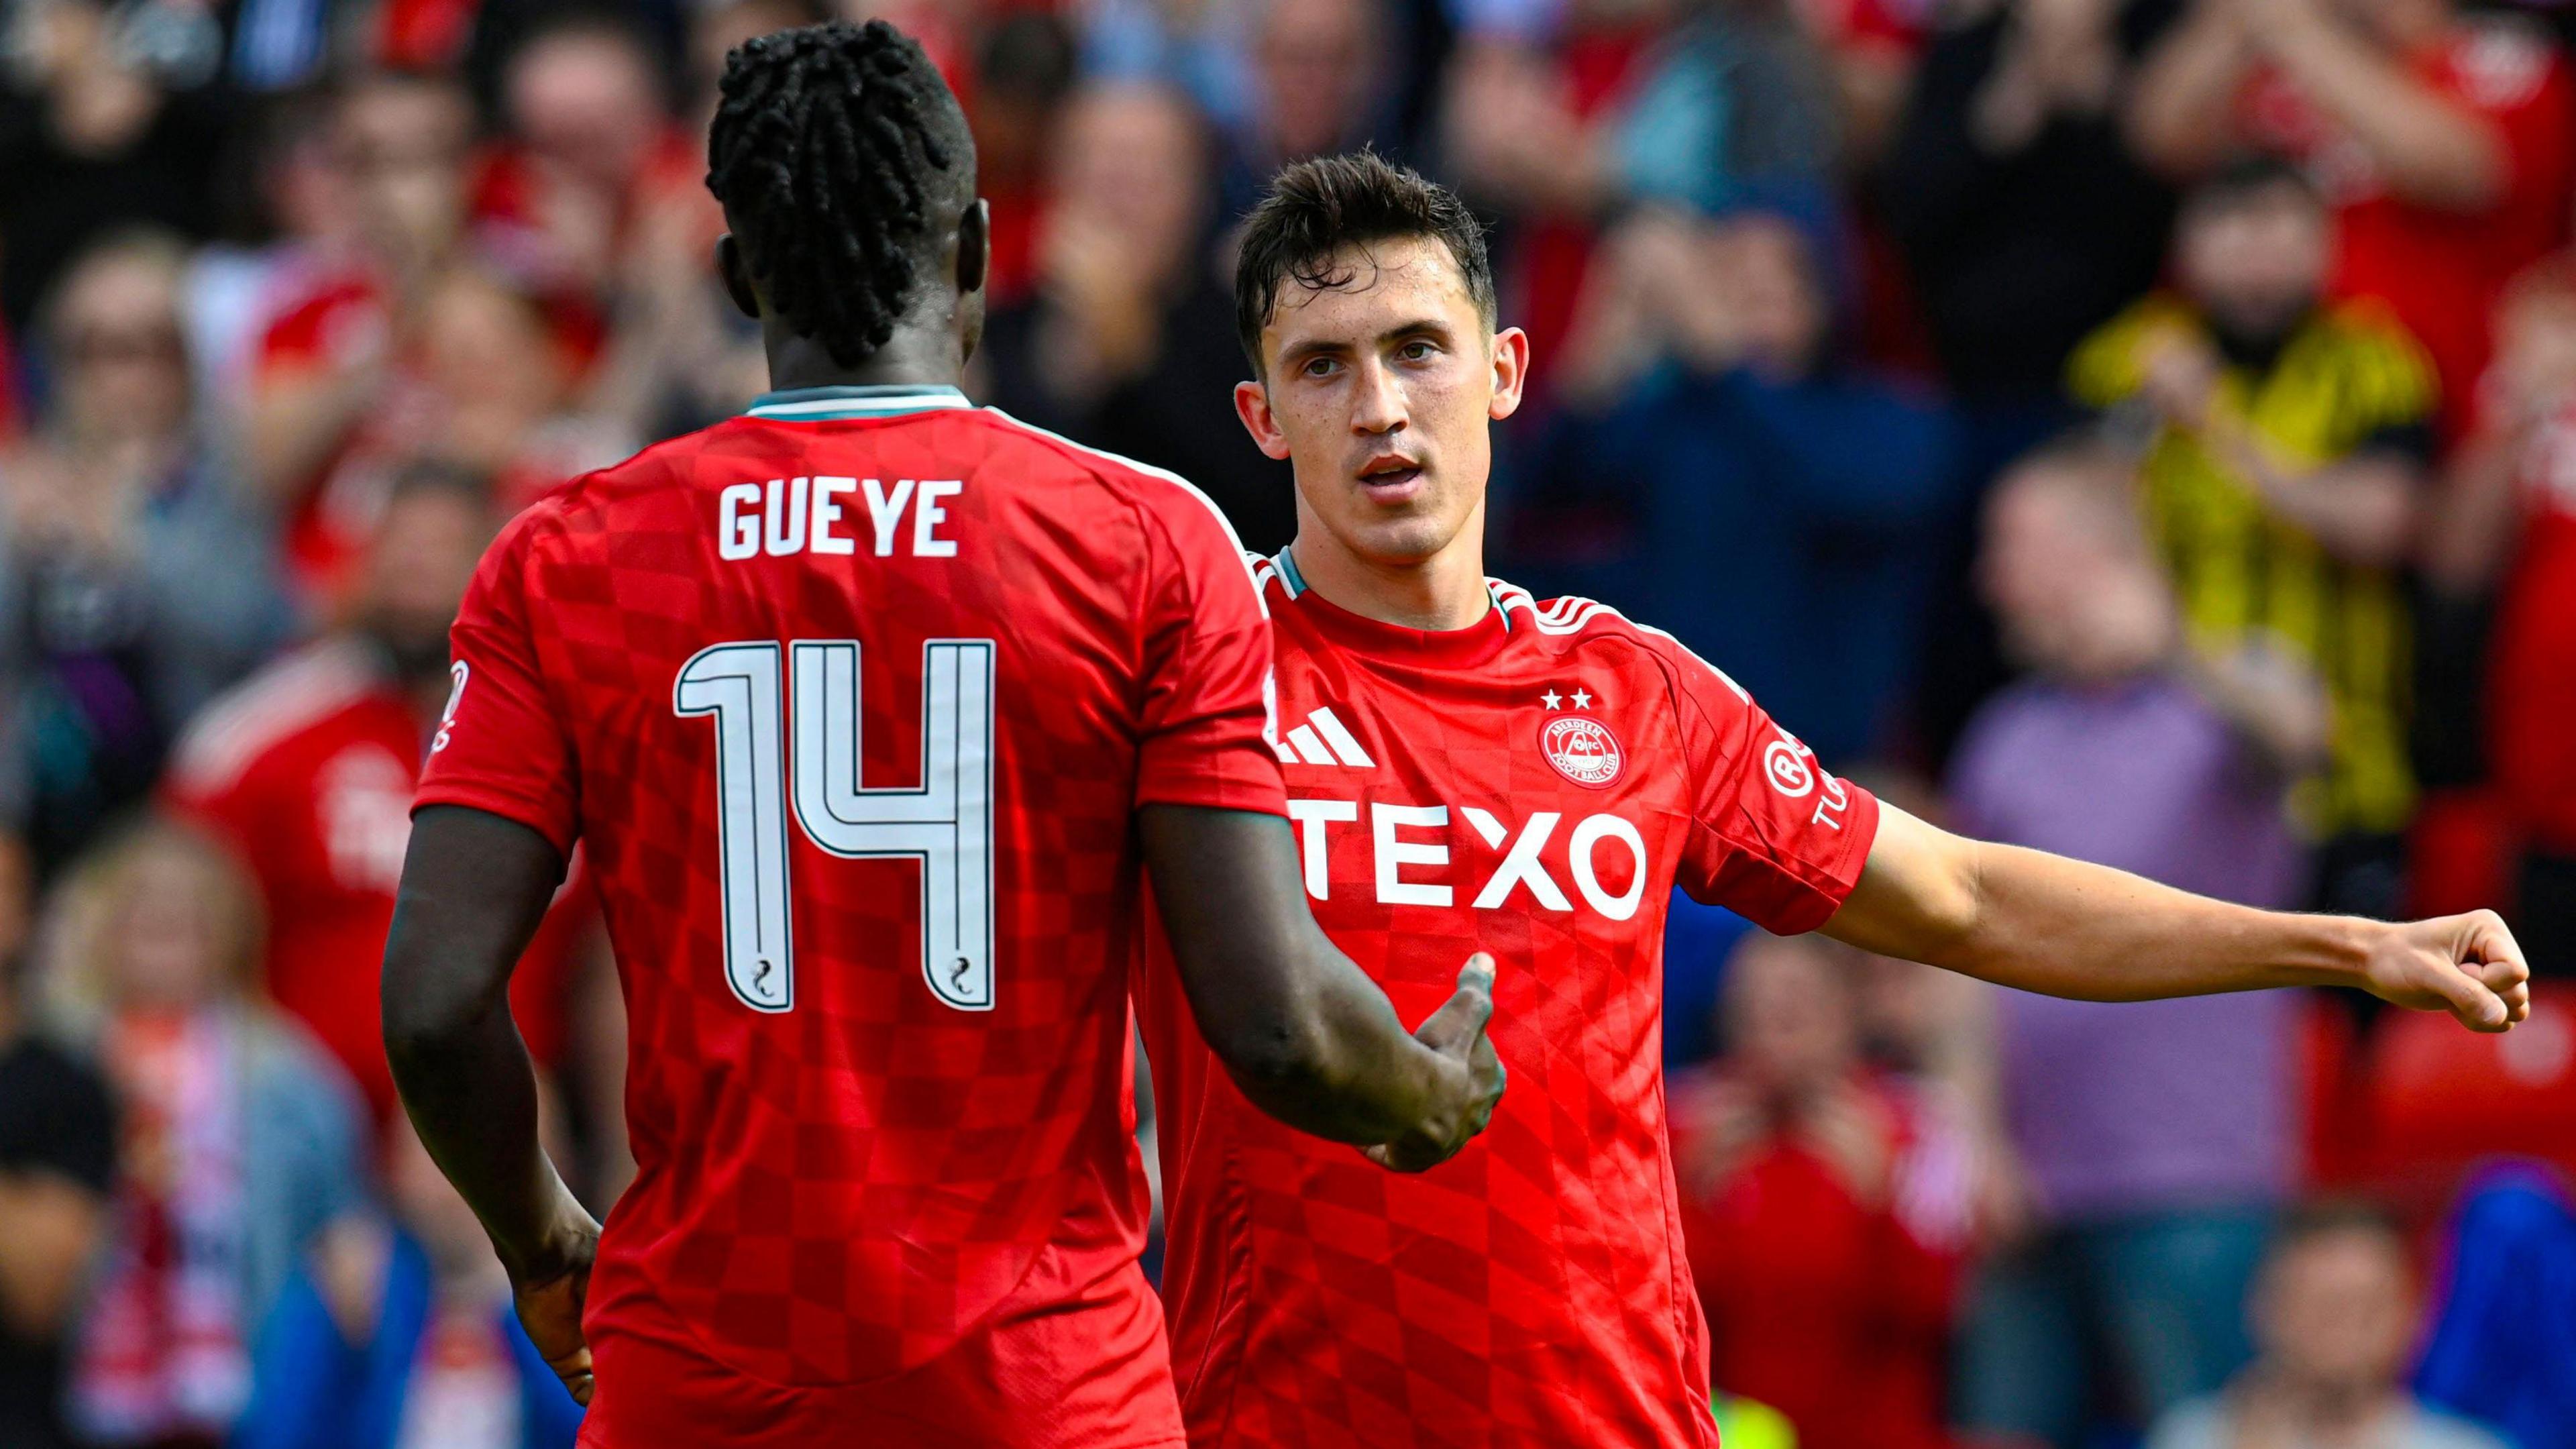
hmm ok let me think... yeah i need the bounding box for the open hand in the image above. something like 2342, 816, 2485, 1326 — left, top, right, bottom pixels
1366, 955, 1507, 1172
2363, 910, 2532, 1033
508, 1197, 604, 1406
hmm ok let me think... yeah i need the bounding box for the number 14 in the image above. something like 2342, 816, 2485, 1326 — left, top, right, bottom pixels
673, 639, 997, 1014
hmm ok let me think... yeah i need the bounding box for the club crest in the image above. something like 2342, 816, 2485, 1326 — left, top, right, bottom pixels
1541, 715, 1623, 788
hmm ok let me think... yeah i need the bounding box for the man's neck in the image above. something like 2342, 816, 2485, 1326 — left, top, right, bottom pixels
763, 327, 965, 394
1288, 523, 1491, 633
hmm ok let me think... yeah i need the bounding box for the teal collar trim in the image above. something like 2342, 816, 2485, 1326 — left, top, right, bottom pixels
1272, 545, 1510, 628
743, 384, 971, 421
1271, 546, 1308, 598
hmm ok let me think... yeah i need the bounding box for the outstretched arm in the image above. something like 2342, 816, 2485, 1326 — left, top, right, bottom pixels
1822, 804, 2530, 1030
382, 805, 600, 1403
1140, 804, 1505, 1171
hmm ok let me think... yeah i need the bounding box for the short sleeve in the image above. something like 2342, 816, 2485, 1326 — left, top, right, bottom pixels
1666, 648, 1880, 935
1130, 486, 1289, 817
413, 513, 581, 852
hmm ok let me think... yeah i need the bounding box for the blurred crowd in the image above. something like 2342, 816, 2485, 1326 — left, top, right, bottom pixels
3, 0, 2576, 1444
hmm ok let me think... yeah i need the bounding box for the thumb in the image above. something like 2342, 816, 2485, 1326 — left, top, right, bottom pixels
1413, 953, 1499, 1054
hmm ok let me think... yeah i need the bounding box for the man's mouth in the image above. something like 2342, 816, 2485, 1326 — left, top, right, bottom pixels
1357, 456, 1425, 495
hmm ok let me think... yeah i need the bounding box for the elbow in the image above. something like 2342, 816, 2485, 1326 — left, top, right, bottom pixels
378, 943, 482, 1083
1211, 1009, 1342, 1106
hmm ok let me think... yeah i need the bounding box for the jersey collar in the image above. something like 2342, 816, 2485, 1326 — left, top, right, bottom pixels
1269, 547, 1513, 669
743, 384, 971, 421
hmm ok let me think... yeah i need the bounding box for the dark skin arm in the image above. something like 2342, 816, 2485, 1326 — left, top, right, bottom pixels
1140, 804, 1504, 1170
382, 807, 598, 1404
386, 804, 1505, 1405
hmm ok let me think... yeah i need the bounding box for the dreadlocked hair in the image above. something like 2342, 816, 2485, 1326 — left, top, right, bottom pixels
706, 20, 968, 367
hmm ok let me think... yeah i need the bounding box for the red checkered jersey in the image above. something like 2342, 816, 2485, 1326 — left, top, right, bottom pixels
1134, 553, 1882, 1449
413, 385, 1286, 1448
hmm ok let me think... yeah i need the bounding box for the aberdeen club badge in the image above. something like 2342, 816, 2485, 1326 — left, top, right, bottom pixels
1540, 714, 1623, 788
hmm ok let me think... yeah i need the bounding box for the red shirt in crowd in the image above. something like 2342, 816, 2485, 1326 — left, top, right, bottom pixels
163, 637, 588, 1118
1136, 555, 1882, 1449
2489, 401, 2576, 853
415, 386, 1283, 1448
2243, 16, 2576, 429
252, 260, 604, 603
1668, 1071, 1967, 1449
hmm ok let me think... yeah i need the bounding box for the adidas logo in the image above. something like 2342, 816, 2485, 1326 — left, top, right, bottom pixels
1275, 706, 1376, 769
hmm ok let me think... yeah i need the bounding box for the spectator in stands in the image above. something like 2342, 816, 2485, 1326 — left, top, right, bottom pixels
967, 12, 1081, 309
981, 81, 1291, 551
233, 1112, 582, 1449
46, 818, 365, 1447
243, 70, 490, 598
0, 231, 290, 873
0, 826, 117, 1449
1670, 931, 1968, 1449
1950, 437, 2318, 1446
580, 0, 819, 441
484, 15, 697, 300
1218, 0, 1397, 216
2069, 158, 2434, 918
1534, 205, 1957, 763
2424, 255, 2576, 975
1883, 0, 2178, 420
164, 465, 589, 1119
0, 0, 230, 333
2147, 1201, 2509, 1449
2129, 0, 2575, 432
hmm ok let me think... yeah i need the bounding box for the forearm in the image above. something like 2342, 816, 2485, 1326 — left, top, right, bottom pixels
1831, 804, 2528, 1028
1929, 841, 2375, 999
385, 995, 574, 1275
2127, 10, 2252, 176
2265, 15, 2504, 209
1226, 936, 1479, 1147
382, 808, 580, 1277
2207, 422, 2420, 565
246, 376, 372, 503
1140, 804, 1491, 1155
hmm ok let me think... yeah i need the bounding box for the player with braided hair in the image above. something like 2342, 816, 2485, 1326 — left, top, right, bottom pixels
705, 19, 977, 370
385, 18, 1504, 1449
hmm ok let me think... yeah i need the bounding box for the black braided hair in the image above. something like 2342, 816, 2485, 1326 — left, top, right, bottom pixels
706, 20, 972, 367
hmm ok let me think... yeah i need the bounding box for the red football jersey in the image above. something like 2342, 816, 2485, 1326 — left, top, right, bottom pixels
1135, 551, 1882, 1449
164, 638, 591, 1119
413, 385, 1286, 1448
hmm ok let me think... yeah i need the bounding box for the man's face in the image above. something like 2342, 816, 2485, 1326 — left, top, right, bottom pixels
2176, 182, 2328, 345
2256, 1228, 2417, 1393
360, 486, 493, 681
508, 30, 663, 190
1234, 236, 1526, 570
335, 78, 472, 270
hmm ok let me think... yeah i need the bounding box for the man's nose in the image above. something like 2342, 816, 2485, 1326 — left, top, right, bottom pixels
1350, 358, 1407, 436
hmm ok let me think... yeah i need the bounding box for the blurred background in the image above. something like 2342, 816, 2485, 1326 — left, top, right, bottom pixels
1, 0, 2575, 1444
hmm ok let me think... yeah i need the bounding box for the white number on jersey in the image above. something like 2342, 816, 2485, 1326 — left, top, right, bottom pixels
674, 639, 998, 1013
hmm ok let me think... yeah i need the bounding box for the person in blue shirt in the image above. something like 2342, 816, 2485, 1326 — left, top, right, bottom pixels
1514, 204, 1960, 767
233, 1111, 583, 1449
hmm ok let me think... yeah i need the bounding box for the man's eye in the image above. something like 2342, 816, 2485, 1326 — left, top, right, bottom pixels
1303, 356, 1338, 378
1399, 341, 1436, 362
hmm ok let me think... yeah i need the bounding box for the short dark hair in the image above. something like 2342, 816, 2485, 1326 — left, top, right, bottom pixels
2271, 1197, 2404, 1256
706, 20, 974, 368
1234, 152, 1495, 374
2185, 153, 2322, 218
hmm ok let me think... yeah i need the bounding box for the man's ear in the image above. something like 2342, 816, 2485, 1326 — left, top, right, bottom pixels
716, 234, 760, 321
957, 198, 989, 299
1234, 378, 1291, 461
1488, 325, 1531, 423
